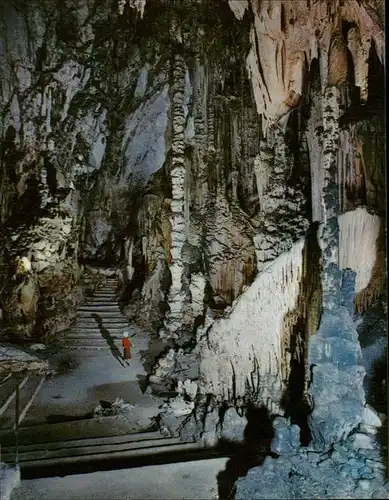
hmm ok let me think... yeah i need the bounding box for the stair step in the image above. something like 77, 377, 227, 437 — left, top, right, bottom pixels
63, 345, 124, 350
76, 315, 121, 320
71, 325, 128, 331
85, 299, 118, 304
1, 430, 164, 454
90, 293, 117, 297
61, 346, 118, 350
0, 416, 158, 447
90, 297, 118, 301
83, 303, 118, 308
62, 336, 127, 342
79, 304, 122, 309
65, 335, 132, 339
77, 311, 124, 318
76, 323, 128, 328
64, 338, 126, 344
64, 331, 124, 336
8, 441, 203, 469
78, 307, 121, 313
76, 315, 127, 321
63, 337, 123, 342
74, 318, 128, 324
65, 334, 125, 339
75, 320, 127, 325
62, 340, 125, 345
63, 342, 120, 345
80, 302, 120, 307
3, 437, 184, 463
69, 330, 128, 335
82, 296, 118, 301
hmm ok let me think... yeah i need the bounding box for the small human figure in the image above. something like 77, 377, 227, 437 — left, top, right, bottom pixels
122, 331, 132, 361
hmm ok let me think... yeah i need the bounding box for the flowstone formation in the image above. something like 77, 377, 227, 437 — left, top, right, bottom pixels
0, 0, 386, 497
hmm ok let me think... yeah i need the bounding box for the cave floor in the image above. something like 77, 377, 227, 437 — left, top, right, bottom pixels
18, 328, 163, 431
11, 457, 226, 500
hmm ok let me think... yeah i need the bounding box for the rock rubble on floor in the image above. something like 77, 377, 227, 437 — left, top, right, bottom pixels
236, 414, 388, 500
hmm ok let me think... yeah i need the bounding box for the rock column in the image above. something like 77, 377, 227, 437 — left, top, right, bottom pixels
160, 54, 187, 339
308, 86, 365, 450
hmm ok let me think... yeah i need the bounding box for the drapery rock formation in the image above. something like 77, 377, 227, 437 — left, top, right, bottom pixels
0, 0, 386, 473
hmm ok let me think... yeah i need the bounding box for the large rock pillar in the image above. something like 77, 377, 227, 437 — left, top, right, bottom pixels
308, 86, 365, 450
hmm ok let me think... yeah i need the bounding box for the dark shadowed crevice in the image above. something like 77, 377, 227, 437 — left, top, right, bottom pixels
367, 39, 384, 107
281, 317, 312, 447
216, 405, 274, 500
280, 222, 322, 446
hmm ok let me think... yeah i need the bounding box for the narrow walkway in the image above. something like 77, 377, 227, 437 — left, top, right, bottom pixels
64, 277, 129, 357
15, 277, 161, 430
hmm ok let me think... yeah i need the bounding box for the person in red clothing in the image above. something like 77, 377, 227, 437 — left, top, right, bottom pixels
122, 331, 132, 361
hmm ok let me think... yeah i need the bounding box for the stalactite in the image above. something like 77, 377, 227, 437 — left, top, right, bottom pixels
347, 25, 374, 105
281, 224, 323, 395
118, 0, 146, 17
228, 0, 249, 20
199, 238, 305, 408
338, 129, 356, 211
338, 207, 384, 313
306, 60, 324, 223
327, 21, 348, 86
253, 154, 270, 209
231, 0, 383, 132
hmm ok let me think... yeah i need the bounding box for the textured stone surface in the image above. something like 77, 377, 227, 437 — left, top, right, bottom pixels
270, 417, 301, 456
236, 429, 388, 499
0, 7, 386, 499
220, 407, 248, 444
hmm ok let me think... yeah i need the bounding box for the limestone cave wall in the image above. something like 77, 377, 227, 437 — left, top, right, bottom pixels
0, 0, 385, 447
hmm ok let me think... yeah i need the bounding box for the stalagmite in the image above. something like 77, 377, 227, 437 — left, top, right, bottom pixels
160, 54, 187, 339
308, 76, 369, 448
318, 86, 341, 308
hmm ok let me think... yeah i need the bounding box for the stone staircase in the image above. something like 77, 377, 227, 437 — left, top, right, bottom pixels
0, 276, 218, 480
0, 275, 216, 479
0, 416, 206, 478
62, 277, 131, 349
